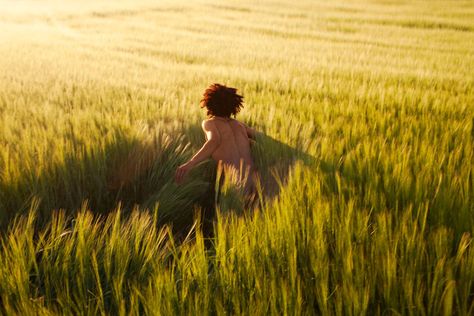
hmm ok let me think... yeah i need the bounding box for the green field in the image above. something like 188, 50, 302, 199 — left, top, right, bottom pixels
1, 0, 474, 314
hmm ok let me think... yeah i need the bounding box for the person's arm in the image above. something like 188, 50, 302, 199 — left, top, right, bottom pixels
175, 120, 220, 184
246, 125, 257, 140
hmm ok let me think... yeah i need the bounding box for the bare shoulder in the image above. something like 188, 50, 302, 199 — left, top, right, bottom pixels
232, 119, 248, 130
235, 120, 256, 139
233, 119, 245, 126
201, 119, 216, 131
201, 119, 221, 143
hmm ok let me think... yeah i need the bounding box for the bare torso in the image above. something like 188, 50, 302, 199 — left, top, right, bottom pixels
206, 116, 255, 190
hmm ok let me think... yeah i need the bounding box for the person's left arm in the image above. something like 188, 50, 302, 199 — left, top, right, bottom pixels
175, 120, 220, 184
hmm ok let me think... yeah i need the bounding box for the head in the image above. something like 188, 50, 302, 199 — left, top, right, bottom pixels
200, 83, 244, 118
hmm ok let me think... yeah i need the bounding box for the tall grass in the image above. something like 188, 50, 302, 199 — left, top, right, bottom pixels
0, 0, 473, 314
0, 165, 473, 314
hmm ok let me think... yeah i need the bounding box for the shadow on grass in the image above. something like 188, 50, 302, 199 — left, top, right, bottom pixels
251, 133, 317, 199
0, 128, 211, 233
0, 125, 320, 235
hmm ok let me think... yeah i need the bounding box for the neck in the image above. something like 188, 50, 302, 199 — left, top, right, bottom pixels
213, 116, 232, 121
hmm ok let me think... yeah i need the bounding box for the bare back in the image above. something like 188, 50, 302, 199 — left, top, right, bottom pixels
206, 117, 254, 173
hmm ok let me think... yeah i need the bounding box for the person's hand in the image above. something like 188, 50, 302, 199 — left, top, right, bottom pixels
175, 162, 193, 184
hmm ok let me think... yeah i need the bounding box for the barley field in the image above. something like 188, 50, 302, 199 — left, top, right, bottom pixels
0, 0, 473, 314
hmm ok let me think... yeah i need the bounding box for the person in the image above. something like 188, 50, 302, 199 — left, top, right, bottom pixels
175, 83, 257, 198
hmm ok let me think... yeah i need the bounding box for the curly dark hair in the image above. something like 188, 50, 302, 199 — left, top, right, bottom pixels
200, 83, 244, 118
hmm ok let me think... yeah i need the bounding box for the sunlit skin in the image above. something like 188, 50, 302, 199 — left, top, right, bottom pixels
175, 115, 257, 192
1, 0, 473, 313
